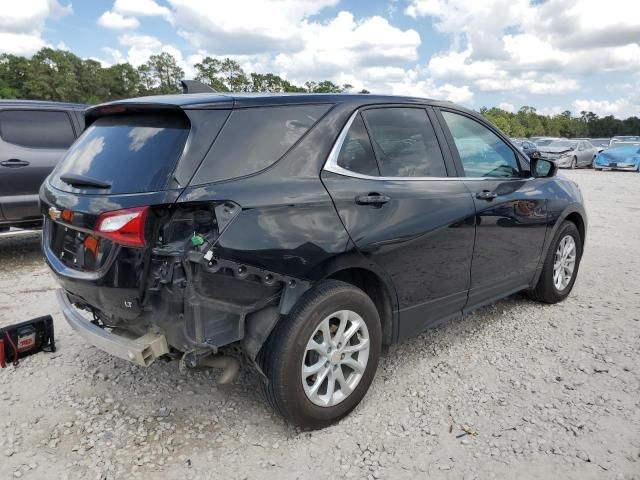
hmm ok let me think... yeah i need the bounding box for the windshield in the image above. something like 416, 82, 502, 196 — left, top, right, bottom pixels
535, 139, 554, 146
548, 140, 577, 149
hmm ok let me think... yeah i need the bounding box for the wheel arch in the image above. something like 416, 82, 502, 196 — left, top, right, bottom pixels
531, 204, 587, 288
325, 267, 396, 346
565, 211, 586, 249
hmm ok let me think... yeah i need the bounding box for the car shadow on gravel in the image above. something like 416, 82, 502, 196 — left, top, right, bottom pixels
65, 292, 535, 436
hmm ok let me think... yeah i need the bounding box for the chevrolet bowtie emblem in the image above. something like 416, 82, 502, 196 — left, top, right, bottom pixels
48, 206, 61, 221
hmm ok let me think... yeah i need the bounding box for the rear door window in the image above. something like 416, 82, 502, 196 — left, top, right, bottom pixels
192, 104, 330, 184
51, 113, 189, 194
336, 114, 380, 176
362, 107, 447, 177
0, 110, 75, 149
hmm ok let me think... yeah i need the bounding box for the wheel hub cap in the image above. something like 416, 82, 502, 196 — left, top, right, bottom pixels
301, 309, 370, 407
553, 234, 577, 291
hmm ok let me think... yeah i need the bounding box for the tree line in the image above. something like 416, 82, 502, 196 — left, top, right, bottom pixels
481, 106, 639, 139
1, 48, 637, 137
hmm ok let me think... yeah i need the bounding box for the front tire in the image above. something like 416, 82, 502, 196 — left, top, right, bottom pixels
570, 156, 577, 169
260, 280, 381, 429
528, 221, 582, 304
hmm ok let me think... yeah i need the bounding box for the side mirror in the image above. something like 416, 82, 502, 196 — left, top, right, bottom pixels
531, 157, 557, 178
527, 150, 541, 160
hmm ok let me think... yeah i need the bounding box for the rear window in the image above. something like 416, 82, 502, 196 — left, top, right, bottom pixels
0, 110, 75, 149
51, 113, 189, 194
192, 104, 330, 184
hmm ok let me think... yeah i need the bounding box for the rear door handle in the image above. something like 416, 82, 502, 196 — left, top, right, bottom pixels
355, 193, 390, 206
476, 190, 498, 200
1, 159, 30, 168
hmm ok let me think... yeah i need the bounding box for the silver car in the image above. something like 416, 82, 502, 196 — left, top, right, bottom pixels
538, 139, 598, 169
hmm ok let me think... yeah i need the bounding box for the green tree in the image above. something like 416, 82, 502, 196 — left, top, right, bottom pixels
219, 58, 249, 91
194, 57, 228, 92
138, 52, 184, 95
22, 48, 83, 102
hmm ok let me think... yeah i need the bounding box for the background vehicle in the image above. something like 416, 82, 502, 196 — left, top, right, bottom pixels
533, 136, 565, 147
538, 139, 597, 168
594, 141, 640, 171
41, 93, 586, 428
0, 100, 86, 231
610, 136, 640, 146
589, 138, 610, 152
511, 138, 539, 159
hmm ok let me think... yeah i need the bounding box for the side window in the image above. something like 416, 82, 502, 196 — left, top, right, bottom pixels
362, 108, 447, 177
336, 113, 379, 176
193, 104, 330, 184
441, 111, 520, 178
0, 110, 75, 149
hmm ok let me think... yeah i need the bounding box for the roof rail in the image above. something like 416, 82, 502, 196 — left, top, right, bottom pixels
180, 79, 216, 94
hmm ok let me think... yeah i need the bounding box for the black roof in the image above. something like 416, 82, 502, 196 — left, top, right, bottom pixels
85, 92, 482, 123
90, 92, 463, 110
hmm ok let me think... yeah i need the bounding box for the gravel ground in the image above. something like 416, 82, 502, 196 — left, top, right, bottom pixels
1, 170, 639, 480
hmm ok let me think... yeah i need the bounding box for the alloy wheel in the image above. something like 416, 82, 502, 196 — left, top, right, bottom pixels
301, 310, 370, 407
553, 235, 577, 291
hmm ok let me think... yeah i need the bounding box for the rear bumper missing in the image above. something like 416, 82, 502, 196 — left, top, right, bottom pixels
56, 288, 169, 366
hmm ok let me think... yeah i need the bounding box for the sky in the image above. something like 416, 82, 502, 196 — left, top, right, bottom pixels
0, 0, 639, 118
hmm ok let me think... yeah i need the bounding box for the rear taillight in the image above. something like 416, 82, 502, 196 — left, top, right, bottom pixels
95, 206, 149, 248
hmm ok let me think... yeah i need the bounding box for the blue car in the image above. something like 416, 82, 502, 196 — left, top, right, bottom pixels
594, 142, 640, 172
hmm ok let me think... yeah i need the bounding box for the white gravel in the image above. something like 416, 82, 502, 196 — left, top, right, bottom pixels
0, 170, 639, 480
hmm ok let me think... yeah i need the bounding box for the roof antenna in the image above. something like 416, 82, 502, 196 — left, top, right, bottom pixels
180, 79, 216, 94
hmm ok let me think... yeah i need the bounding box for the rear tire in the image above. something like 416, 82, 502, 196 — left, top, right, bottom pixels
528, 221, 582, 304
259, 280, 381, 429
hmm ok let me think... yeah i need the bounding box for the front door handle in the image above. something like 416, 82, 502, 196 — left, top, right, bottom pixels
1, 159, 30, 168
355, 193, 390, 206
476, 190, 498, 201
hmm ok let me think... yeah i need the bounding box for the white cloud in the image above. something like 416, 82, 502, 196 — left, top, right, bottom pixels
0, 0, 71, 56
574, 97, 640, 118
112, 0, 170, 18
498, 102, 515, 113
164, 2, 446, 99
97, 0, 171, 32
408, 0, 640, 97
169, 0, 339, 54
98, 11, 140, 30
113, 34, 193, 77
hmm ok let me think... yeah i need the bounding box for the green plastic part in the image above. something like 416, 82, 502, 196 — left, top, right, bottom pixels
191, 233, 205, 246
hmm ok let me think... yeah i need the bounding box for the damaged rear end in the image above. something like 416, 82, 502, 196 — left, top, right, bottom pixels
41, 99, 302, 380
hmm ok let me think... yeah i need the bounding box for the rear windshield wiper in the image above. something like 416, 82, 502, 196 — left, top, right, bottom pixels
59, 174, 112, 189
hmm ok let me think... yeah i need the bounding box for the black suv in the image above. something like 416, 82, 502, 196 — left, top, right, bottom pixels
41, 93, 586, 428
0, 100, 86, 230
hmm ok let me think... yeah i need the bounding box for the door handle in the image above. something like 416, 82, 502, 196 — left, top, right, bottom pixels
476, 190, 498, 201
1, 159, 30, 168
355, 193, 390, 206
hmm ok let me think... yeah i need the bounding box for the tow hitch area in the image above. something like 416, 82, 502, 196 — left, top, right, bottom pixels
0, 315, 56, 367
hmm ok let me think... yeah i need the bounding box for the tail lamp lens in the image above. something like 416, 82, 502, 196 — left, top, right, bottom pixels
95, 206, 148, 247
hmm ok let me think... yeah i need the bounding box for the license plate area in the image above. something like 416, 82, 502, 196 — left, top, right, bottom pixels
48, 220, 114, 272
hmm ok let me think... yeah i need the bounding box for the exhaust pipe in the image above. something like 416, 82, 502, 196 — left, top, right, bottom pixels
198, 354, 240, 384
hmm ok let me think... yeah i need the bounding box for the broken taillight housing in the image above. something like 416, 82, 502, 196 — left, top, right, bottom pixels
95, 206, 149, 248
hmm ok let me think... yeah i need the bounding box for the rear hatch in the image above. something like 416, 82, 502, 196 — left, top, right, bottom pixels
40, 104, 229, 317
